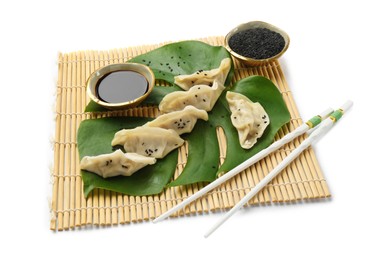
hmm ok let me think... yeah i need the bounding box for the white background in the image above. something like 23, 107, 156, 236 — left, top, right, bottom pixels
1, 0, 374, 259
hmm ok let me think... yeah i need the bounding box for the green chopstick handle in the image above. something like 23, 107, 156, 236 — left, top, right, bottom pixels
330, 100, 353, 123
329, 109, 343, 122
306, 115, 323, 128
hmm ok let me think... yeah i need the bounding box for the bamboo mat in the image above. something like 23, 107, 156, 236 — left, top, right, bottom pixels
50, 36, 330, 231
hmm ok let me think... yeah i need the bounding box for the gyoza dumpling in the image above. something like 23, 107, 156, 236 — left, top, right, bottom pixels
226, 91, 270, 149
80, 150, 156, 178
159, 80, 225, 113
144, 105, 208, 135
111, 126, 184, 158
174, 58, 231, 90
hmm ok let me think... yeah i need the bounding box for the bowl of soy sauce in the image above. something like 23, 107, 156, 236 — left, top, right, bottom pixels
86, 63, 155, 110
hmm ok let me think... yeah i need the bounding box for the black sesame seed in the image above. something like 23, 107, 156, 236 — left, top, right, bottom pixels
183, 61, 186, 64
262, 115, 267, 119
122, 165, 128, 169
195, 94, 198, 97
170, 69, 173, 72
257, 124, 260, 127
264, 121, 267, 124
212, 166, 216, 169
203, 99, 206, 102
171, 56, 174, 59
142, 59, 146, 62
189, 54, 192, 56
228, 27, 285, 59
191, 81, 195, 84
208, 83, 213, 87
166, 63, 169, 65
160, 63, 163, 66
234, 116, 237, 119
179, 56, 181, 59
174, 121, 178, 124
204, 73, 207, 76
155, 149, 158, 152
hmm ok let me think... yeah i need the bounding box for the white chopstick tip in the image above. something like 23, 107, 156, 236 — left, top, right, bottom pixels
340, 100, 353, 113
152, 217, 162, 224
204, 227, 216, 238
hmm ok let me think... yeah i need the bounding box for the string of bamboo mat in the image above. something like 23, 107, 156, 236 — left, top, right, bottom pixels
50, 36, 330, 231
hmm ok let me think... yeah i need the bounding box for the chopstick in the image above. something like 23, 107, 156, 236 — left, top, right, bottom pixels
204, 100, 353, 237
153, 106, 334, 224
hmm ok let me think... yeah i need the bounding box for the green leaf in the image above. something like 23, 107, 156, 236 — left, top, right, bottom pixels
85, 40, 234, 112
77, 117, 178, 197
215, 76, 291, 175
170, 76, 291, 186
129, 40, 234, 86
168, 120, 220, 187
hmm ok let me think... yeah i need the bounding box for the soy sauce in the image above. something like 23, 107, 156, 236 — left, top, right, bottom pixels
96, 71, 149, 103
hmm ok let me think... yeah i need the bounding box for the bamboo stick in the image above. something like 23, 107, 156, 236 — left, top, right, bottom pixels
85, 51, 94, 225
74, 51, 83, 227
80, 51, 88, 226
57, 53, 68, 231
50, 53, 63, 230
192, 183, 203, 214
123, 194, 131, 224
69, 52, 77, 228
